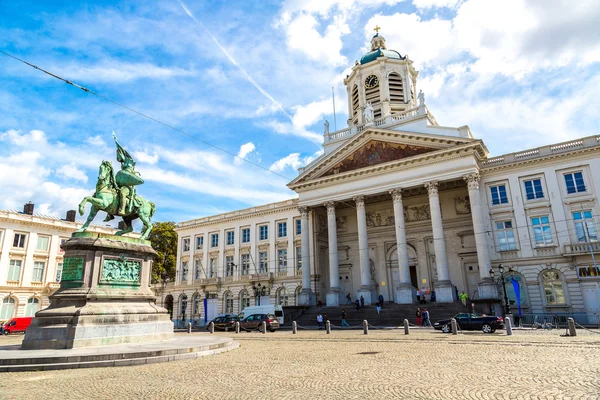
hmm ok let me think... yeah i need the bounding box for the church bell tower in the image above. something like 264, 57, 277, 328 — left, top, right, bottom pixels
343, 27, 419, 126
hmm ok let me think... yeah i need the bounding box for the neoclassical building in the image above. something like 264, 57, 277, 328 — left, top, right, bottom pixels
163, 32, 600, 325
0, 204, 116, 321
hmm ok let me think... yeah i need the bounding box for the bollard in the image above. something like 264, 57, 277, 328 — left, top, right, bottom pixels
404, 319, 409, 335
292, 321, 297, 334
209, 321, 214, 334
505, 317, 513, 336
262, 321, 267, 334
187, 322, 192, 334
363, 320, 368, 335
451, 318, 458, 335
568, 317, 577, 336
235, 321, 240, 334
326, 320, 331, 334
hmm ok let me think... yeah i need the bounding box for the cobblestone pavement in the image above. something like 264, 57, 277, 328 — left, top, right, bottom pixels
1, 329, 599, 399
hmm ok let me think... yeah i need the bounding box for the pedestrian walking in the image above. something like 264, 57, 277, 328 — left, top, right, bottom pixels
316, 313, 324, 330
317, 300, 323, 308
355, 299, 360, 311
360, 295, 365, 309
416, 307, 422, 326
346, 293, 352, 305
341, 310, 350, 327
416, 289, 421, 303
376, 301, 381, 314
378, 294, 384, 308
422, 308, 431, 327
459, 291, 468, 307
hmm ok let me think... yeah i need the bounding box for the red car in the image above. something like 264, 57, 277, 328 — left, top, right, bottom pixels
2, 317, 34, 334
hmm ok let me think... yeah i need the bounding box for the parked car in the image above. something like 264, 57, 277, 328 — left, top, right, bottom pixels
434, 313, 504, 333
2, 317, 34, 335
207, 315, 239, 332
239, 314, 280, 332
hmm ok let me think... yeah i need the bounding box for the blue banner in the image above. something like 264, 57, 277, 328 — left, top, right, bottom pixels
203, 298, 208, 324
511, 278, 522, 316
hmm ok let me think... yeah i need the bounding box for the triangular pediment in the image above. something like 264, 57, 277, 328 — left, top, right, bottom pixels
288, 127, 486, 189
321, 140, 436, 177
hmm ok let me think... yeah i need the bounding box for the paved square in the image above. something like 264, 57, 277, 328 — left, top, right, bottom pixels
1, 329, 599, 399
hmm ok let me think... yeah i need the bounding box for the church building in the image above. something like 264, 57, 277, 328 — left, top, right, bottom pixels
161, 31, 600, 326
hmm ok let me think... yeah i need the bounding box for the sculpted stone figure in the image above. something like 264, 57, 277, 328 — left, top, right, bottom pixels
363, 102, 375, 123
418, 89, 425, 106
76, 132, 155, 239
324, 120, 329, 134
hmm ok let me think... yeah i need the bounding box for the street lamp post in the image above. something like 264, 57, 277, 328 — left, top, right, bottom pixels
489, 264, 512, 318
252, 283, 269, 306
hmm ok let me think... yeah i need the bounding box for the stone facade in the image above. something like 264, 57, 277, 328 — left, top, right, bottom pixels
0, 207, 116, 322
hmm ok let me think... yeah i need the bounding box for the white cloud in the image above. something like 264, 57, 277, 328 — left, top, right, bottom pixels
1, 129, 47, 146
235, 142, 256, 165
413, 0, 461, 9
56, 61, 195, 83
262, 120, 323, 144
56, 163, 88, 183
87, 135, 106, 146
132, 151, 159, 165
269, 149, 324, 173
292, 99, 333, 131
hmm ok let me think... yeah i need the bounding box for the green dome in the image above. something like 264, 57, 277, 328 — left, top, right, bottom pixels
360, 48, 404, 65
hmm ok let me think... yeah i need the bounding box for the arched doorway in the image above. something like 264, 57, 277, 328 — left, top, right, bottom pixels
386, 244, 419, 300
164, 294, 174, 320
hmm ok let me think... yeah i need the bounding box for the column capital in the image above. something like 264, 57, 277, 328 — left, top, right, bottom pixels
298, 206, 310, 218
464, 173, 481, 190
389, 189, 403, 202
324, 201, 336, 214
353, 195, 365, 208
424, 181, 439, 196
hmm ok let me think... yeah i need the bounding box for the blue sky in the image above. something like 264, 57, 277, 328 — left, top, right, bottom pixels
1, 0, 599, 225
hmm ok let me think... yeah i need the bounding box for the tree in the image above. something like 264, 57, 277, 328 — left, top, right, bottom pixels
148, 221, 178, 284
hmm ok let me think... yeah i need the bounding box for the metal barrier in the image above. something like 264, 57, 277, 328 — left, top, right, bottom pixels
515, 313, 588, 328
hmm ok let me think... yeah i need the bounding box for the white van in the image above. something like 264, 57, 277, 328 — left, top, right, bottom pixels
239, 305, 284, 325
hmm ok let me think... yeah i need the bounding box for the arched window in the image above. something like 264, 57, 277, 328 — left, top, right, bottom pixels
239, 290, 250, 311
503, 273, 529, 309
192, 293, 200, 315
24, 297, 39, 317
0, 297, 16, 320
388, 72, 405, 109
351, 85, 359, 124
277, 287, 289, 306
540, 270, 566, 305
223, 291, 233, 314
179, 294, 188, 319
164, 294, 174, 319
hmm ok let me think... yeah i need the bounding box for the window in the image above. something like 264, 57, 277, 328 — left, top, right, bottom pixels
564, 171, 586, 194
277, 222, 287, 238
224, 292, 233, 313
259, 251, 268, 273
225, 255, 234, 276
296, 219, 302, 235
56, 262, 63, 282
32, 261, 45, 282
577, 265, 600, 278
179, 294, 188, 317
240, 290, 250, 310
277, 288, 289, 306
7, 260, 22, 281
209, 258, 217, 278
259, 225, 268, 241
495, 221, 516, 251
524, 179, 544, 200
36, 236, 50, 251
241, 253, 250, 275
182, 238, 190, 252
504, 274, 529, 308
541, 271, 566, 305
13, 233, 26, 248
573, 210, 597, 242
278, 249, 287, 272
194, 259, 202, 280
24, 298, 39, 317
195, 236, 204, 250
192, 293, 200, 314
180, 261, 188, 281
211, 233, 219, 248
0, 298, 16, 320
226, 231, 235, 246
295, 247, 302, 270
531, 216, 553, 246
242, 228, 250, 243
490, 184, 509, 205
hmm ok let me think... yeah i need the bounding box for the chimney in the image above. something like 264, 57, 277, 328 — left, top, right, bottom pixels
66, 210, 76, 222
23, 202, 34, 215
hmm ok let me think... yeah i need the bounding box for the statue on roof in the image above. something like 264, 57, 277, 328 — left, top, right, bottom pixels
418, 90, 425, 106
363, 102, 375, 123
324, 120, 330, 135
76, 132, 155, 239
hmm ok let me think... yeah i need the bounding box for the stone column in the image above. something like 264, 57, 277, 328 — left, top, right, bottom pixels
297, 207, 315, 306
325, 202, 341, 306
425, 181, 454, 303
390, 189, 415, 304
464, 173, 498, 299
355, 196, 372, 305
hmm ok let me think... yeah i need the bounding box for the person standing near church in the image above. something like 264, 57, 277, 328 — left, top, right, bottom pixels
416, 308, 422, 326
378, 294, 384, 308
360, 295, 365, 309
316, 313, 324, 330
341, 310, 350, 327
460, 291, 468, 307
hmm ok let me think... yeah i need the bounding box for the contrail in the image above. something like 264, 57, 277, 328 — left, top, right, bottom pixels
178, 0, 293, 121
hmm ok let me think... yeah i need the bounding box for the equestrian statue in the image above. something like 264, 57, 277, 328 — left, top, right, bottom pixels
77, 132, 155, 239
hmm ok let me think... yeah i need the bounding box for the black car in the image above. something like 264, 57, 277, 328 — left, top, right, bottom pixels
434, 313, 505, 333
207, 315, 239, 332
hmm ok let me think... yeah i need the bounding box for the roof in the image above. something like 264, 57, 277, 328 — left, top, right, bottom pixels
360, 48, 404, 65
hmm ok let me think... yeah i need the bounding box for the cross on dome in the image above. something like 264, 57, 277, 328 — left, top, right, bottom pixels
374, 25, 381, 33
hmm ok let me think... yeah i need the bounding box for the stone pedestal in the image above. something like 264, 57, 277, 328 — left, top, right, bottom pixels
22, 232, 173, 350
326, 288, 341, 306
395, 284, 416, 304
357, 287, 372, 305
477, 278, 500, 300
435, 281, 456, 303
298, 289, 315, 306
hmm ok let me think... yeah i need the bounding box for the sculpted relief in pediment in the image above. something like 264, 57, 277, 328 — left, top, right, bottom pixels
322, 140, 436, 176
